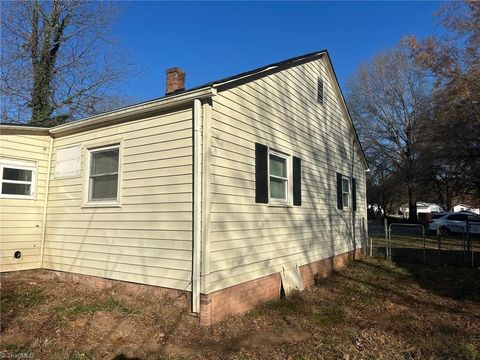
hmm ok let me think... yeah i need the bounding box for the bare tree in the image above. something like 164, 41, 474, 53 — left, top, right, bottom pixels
366, 165, 402, 218
1, 0, 132, 126
347, 43, 431, 222
409, 1, 480, 205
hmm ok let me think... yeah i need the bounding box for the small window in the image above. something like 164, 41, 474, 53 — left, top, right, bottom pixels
0, 159, 36, 199
342, 177, 350, 208
269, 151, 289, 203
447, 214, 467, 221
317, 78, 324, 105
87, 145, 120, 203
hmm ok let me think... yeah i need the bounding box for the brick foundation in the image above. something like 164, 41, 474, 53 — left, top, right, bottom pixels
199, 248, 361, 325
299, 248, 362, 288
200, 272, 281, 326
50, 270, 191, 308
3, 248, 361, 325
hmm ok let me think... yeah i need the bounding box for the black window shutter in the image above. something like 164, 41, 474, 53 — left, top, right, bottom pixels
352, 178, 357, 211
293, 156, 301, 206
255, 143, 268, 203
336, 173, 343, 210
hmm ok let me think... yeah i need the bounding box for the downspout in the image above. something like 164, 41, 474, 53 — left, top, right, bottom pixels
351, 138, 356, 255
192, 99, 202, 313
40, 136, 54, 267
201, 100, 212, 296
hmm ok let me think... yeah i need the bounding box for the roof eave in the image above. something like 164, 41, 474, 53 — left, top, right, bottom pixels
211, 50, 327, 90
322, 52, 369, 170
0, 125, 50, 135
49, 87, 217, 137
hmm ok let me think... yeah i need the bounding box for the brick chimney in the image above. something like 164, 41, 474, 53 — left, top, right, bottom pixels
165, 67, 186, 95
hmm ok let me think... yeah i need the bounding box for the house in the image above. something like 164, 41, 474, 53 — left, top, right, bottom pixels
0, 50, 368, 325
400, 202, 444, 219
453, 204, 480, 215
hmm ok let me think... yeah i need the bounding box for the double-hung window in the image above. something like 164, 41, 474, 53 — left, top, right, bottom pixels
0, 159, 36, 199
269, 151, 289, 203
342, 177, 350, 208
336, 173, 357, 210
87, 145, 120, 204
255, 143, 302, 206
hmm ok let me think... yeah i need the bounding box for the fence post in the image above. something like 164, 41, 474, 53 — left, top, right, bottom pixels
388, 225, 392, 260
384, 218, 389, 259
369, 237, 373, 257
436, 227, 442, 266
466, 219, 473, 268
465, 219, 470, 267
422, 226, 426, 264
362, 217, 366, 255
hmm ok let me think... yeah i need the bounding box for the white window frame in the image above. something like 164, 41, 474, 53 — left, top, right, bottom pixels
342, 177, 350, 209
0, 158, 37, 200
268, 149, 291, 205
85, 144, 121, 206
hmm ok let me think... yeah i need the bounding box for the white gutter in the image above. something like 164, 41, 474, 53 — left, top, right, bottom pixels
50, 88, 216, 137
192, 99, 202, 313
0, 89, 216, 138
40, 136, 54, 267
0, 125, 49, 135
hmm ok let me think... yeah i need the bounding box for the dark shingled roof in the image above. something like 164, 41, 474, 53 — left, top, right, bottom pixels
179, 49, 327, 94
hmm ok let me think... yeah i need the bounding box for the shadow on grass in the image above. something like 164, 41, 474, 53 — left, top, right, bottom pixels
393, 260, 480, 301
334, 260, 480, 315
376, 246, 480, 268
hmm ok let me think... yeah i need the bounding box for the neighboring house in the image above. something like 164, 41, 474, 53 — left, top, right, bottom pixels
400, 202, 444, 219
0, 50, 368, 325
453, 204, 480, 215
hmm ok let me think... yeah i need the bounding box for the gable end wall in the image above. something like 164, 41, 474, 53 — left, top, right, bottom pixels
205, 56, 367, 294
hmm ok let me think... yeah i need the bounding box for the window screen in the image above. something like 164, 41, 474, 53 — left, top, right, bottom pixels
269, 153, 288, 201
342, 177, 350, 208
88, 146, 119, 201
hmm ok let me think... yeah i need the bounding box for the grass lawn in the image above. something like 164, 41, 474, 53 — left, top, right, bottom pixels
1, 257, 479, 359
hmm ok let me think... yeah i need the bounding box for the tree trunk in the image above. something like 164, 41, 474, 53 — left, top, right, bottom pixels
408, 184, 417, 223
31, 66, 54, 126
28, 0, 65, 126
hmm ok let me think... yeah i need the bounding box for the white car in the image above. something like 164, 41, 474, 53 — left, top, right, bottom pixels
428, 212, 480, 235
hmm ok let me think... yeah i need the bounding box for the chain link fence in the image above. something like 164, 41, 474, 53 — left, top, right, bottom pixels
366, 218, 479, 267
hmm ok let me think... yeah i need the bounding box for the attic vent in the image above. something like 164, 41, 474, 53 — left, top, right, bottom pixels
317, 78, 324, 105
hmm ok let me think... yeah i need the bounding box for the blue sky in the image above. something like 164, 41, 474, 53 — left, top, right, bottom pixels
115, 1, 443, 102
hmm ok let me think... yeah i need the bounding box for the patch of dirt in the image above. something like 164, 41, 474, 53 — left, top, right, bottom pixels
1, 259, 479, 359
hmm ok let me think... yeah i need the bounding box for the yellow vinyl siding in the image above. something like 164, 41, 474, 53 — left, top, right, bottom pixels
43, 108, 194, 291
0, 133, 51, 272
1, 54, 366, 299
206, 56, 367, 293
